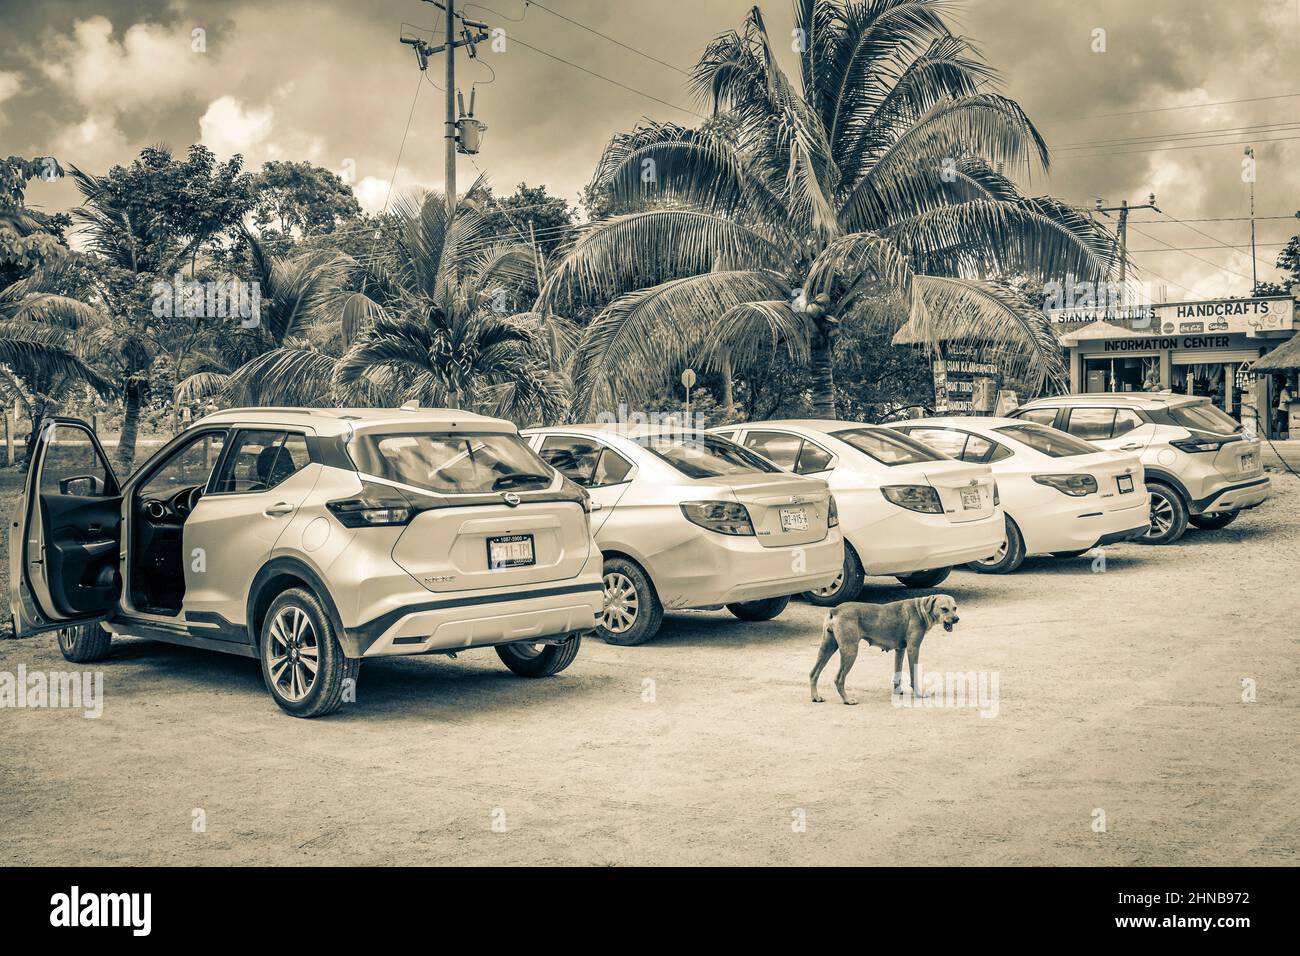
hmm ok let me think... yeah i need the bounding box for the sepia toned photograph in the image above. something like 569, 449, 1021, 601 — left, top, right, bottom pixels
0, 0, 1295, 929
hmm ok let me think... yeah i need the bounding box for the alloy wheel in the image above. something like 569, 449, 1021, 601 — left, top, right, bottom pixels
602, 571, 640, 634
1147, 492, 1175, 540
810, 569, 844, 598
266, 605, 320, 702
978, 537, 1010, 566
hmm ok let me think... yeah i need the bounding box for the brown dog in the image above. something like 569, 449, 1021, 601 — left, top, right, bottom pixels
810, 594, 960, 705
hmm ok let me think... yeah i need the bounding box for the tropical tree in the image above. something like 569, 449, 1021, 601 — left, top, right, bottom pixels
542, 0, 1115, 418
225, 187, 573, 423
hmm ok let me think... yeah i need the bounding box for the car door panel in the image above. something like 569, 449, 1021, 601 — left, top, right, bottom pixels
9, 418, 122, 637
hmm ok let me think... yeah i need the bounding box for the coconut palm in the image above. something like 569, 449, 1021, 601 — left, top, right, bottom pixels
227, 188, 573, 423
542, 0, 1115, 417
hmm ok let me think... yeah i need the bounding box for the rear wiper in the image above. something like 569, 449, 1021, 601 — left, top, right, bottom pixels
493, 472, 552, 490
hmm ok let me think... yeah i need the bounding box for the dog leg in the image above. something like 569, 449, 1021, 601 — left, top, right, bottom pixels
833, 642, 860, 705
809, 629, 838, 703
908, 642, 931, 699
892, 646, 906, 696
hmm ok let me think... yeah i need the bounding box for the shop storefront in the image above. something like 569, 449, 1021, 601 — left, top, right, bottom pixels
1052, 295, 1298, 438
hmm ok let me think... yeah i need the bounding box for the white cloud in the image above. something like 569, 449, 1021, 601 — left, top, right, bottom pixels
48, 115, 132, 173
199, 96, 273, 159
0, 70, 21, 104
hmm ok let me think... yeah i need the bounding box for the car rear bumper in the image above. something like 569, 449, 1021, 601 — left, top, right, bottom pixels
1194, 476, 1271, 514
848, 510, 1005, 576
652, 527, 844, 609
1023, 494, 1151, 553
345, 573, 603, 657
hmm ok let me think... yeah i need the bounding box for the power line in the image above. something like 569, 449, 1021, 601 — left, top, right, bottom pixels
1057, 90, 1300, 122
382, 72, 427, 216
1129, 242, 1289, 252
525, 0, 691, 76
508, 34, 704, 118
1126, 223, 1256, 283
1055, 120, 1300, 151
1055, 132, 1300, 159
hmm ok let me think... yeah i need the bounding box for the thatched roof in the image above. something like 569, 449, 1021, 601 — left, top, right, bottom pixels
1252, 334, 1300, 371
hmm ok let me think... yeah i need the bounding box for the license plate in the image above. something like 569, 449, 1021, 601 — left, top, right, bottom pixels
1241, 453, 1255, 471
1117, 474, 1134, 493
487, 534, 535, 569
779, 506, 809, 532
959, 488, 981, 510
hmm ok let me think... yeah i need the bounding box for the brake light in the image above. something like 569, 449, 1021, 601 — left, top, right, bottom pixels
993, 481, 1000, 506
326, 482, 421, 527
828, 495, 839, 527
680, 500, 755, 536
881, 485, 942, 514
1170, 434, 1231, 453
1032, 474, 1098, 497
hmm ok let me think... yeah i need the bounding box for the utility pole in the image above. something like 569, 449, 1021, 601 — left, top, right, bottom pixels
1096, 194, 1160, 306
399, 1, 490, 216
1245, 146, 1257, 293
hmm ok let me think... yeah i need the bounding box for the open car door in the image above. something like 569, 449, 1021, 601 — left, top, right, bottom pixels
8, 418, 122, 637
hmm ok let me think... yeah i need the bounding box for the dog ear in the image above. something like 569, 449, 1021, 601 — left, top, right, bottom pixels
923, 593, 941, 623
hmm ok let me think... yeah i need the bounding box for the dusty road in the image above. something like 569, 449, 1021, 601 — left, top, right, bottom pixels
2, 474, 1298, 866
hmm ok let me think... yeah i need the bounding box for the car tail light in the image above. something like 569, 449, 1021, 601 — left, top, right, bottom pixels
828, 495, 839, 527
993, 481, 1000, 506
326, 482, 422, 527
680, 500, 755, 536
881, 485, 942, 514
1170, 434, 1231, 453
1032, 474, 1098, 497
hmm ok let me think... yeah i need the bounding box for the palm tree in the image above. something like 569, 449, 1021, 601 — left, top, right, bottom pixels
542, 0, 1115, 418
228, 187, 573, 423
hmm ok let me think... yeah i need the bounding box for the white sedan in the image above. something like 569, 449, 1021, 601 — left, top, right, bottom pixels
521, 425, 843, 645
710, 420, 1003, 604
889, 417, 1150, 573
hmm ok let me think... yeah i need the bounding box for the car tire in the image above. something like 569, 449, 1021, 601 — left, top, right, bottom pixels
896, 566, 952, 589
1139, 482, 1189, 545
496, 634, 582, 677
1189, 511, 1238, 531
804, 543, 865, 607
1050, 549, 1090, 558
597, 557, 663, 646
259, 587, 359, 719
57, 622, 112, 663
966, 515, 1027, 574
726, 595, 790, 621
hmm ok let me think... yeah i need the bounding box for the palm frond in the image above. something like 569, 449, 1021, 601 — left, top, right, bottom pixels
223, 348, 340, 406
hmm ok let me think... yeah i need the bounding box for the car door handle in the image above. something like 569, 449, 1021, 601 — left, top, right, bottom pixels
263, 502, 295, 517
1119, 443, 1143, 450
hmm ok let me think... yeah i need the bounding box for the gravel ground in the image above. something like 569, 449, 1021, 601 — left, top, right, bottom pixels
1, 473, 1297, 866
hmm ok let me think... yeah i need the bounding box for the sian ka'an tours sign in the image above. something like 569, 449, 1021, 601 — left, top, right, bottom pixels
933, 346, 999, 413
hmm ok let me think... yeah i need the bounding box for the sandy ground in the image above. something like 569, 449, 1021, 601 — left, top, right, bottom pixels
1, 474, 1297, 866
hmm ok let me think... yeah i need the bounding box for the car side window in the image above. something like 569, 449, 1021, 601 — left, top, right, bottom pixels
1112, 409, 1143, 437
592, 447, 633, 485
212, 431, 310, 493
140, 431, 227, 499
1015, 407, 1059, 427
37, 423, 116, 497
1065, 408, 1117, 440
795, 440, 833, 474
962, 434, 1012, 464
743, 430, 801, 470
539, 436, 631, 488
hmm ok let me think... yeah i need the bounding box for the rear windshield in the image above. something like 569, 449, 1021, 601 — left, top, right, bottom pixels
636, 433, 779, 479
350, 432, 555, 494
1169, 402, 1242, 435
831, 427, 943, 465
994, 423, 1099, 458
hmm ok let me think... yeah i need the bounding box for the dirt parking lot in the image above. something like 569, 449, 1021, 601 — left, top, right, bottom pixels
2, 473, 1298, 866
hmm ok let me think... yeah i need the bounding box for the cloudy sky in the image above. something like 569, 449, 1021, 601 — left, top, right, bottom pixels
2, 0, 1297, 301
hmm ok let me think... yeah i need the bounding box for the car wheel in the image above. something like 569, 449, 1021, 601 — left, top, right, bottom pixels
804, 543, 865, 607
1050, 549, 1090, 558
726, 595, 790, 621
896, 566, 951, 589
1139, 482, 1188, 545
259, 587, 359, 718
56, 622, 112, 663
496, 634, 582, 677
1189, 511, 1238, 531
597, 557, 663, 646
966, 515, 1026, 574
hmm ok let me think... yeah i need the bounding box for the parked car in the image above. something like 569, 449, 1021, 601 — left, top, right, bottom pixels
709, 420, 1002, 604
9, 408, 604, 717
1007, 393, 1270, 544
521, 424, 842, 644
889, 417, 1150, 573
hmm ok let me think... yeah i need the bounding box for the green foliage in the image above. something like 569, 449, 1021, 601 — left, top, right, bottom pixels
251, 160, 362, 238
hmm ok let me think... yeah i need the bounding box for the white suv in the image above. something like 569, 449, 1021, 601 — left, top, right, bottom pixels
9, 409, 603, 717
1008, 393, 1270, 544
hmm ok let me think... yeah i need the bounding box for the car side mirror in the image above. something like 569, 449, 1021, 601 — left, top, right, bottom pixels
59, 474, 102, 496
